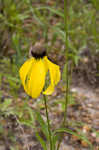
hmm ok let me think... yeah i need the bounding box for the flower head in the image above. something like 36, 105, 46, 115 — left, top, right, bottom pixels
19, 45, 61, 98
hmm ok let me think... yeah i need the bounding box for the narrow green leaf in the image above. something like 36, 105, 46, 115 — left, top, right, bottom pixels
53, 128, 93, 150
52, 134, 59, 150
35, 132, 47, 150
35, 111, 49, 140
37, 6, 64, 18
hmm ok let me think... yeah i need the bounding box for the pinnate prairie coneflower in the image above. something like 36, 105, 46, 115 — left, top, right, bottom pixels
19, 44, 61, 98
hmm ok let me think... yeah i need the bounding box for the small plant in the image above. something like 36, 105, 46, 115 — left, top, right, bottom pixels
19, 43, 61, 150
18, 1, 93, 150
0, 0, 97, 149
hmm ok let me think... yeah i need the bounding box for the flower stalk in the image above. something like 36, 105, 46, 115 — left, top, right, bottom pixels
63, 0, 69, 127
57, 0, 69, 149
43, 95, 52, 150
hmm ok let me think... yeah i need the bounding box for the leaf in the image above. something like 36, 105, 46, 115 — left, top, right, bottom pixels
4, 74, 20, 83
52, 134, 59, 150
37, 6, 64, 18
35, 132, 47, 150
0, 124, 3, 134
53, 128, 93, 150
35, 111, 49, 140
26, 107, 34, 123
0, 98, 12, 112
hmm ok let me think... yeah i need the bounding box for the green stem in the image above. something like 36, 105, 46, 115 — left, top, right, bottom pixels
57, 0, 69, 149
43, 95, 52, 150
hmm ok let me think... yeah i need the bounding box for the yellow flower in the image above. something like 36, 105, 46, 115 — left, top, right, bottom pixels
19, 55, 61, 98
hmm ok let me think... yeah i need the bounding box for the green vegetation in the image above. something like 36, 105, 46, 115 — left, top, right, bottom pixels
0, 0, 98, 150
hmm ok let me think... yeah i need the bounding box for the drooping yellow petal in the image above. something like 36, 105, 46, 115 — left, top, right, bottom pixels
43, 56, 61, 95
29, 59, 47, 98
19, 58, 34, 95
20, 58, 47, 98
43, 84, 54, 95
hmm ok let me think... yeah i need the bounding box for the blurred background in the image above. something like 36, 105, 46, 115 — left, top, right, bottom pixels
0, 0, 99, 150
